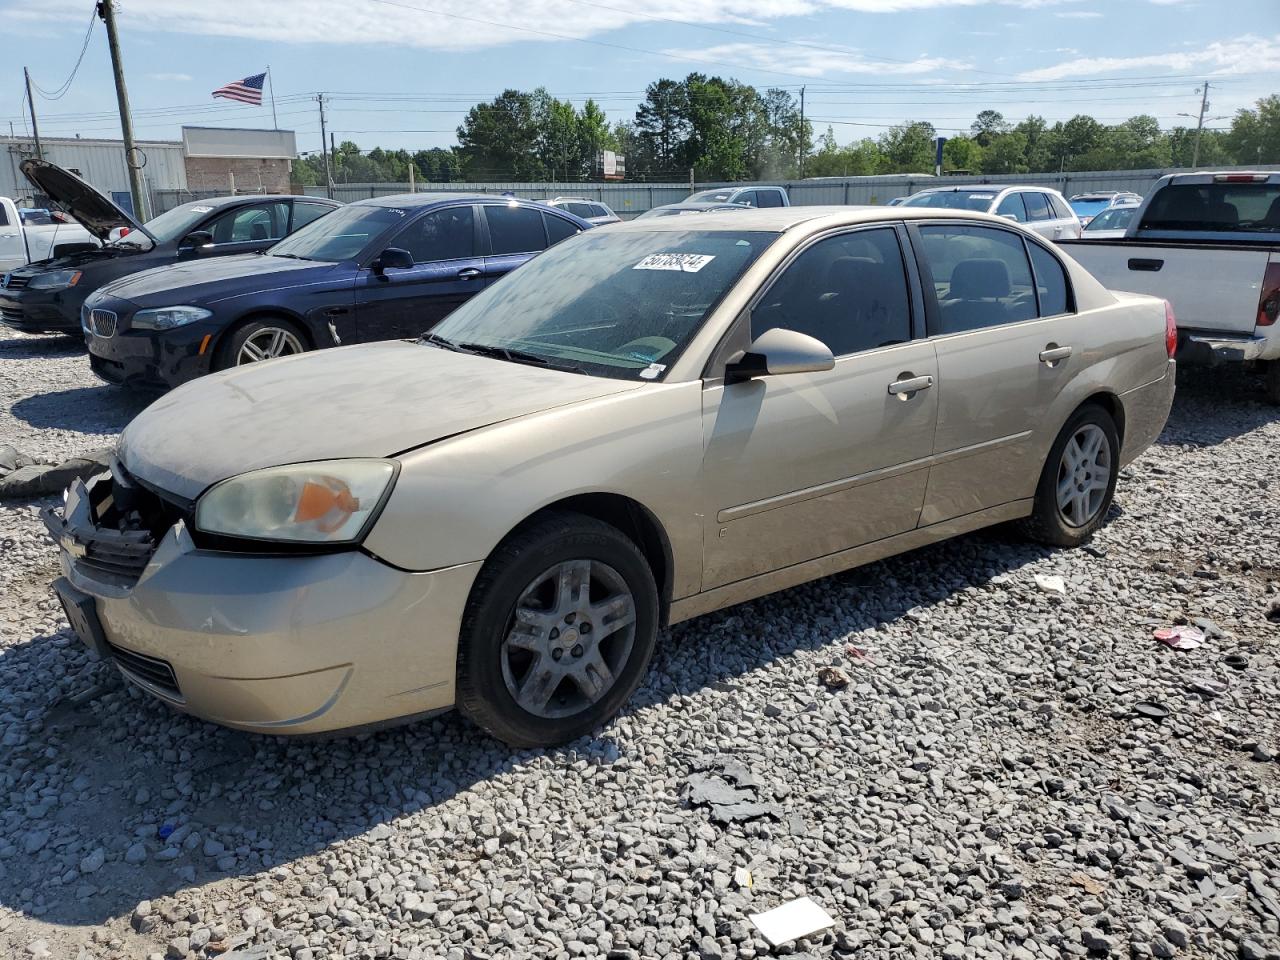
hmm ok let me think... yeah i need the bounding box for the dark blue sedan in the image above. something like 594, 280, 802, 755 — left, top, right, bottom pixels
82, 194, 591, 390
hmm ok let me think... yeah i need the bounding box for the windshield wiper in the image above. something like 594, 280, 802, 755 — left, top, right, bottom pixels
271, 252, 311, 260
419, 332, 468, 352
452, 340, 588, 374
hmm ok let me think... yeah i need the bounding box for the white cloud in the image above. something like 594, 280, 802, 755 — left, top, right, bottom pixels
4, 0, 1080, 53
1054, 9, 1102, 17
1019, 33, 1280, 81
660, 41, 970, 77
148, 73, 193, 82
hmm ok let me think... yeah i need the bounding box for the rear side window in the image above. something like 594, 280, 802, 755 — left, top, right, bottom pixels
1023, 192, 1052, 221
1140, 182, 1280, 233
1049, 194, 1073, 219
396, 206, 476, 263
291, 202, 332, 232
916, 224, 1037, 335
591, 204, 611, 218
543, 212, 580, 245
756, 190, 785, 209
486, 205, 547, 255
752, 227, 912, 356
1028, 243, 1072, 317
0, 206, 8, 227
566, 202, 595, 219
996, 193, 1027, 223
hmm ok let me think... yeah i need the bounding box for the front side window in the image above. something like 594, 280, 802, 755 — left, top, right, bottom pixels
752, 228, 912, 356
566, 202, 595, 219
736, 191, 759, 207
756, 190, 785, 209
916, 224, 1037, 335
430, 229, 775, 379
1023, 192, 1053, 221
1085, 206, 1137, 232
485, 204, 547, 255
996, 193, 1027, 223
207, 202, 289, 243
394, 206, 476, 263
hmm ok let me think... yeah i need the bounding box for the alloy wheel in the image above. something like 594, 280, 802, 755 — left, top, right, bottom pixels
236, 327, 304, 365
1055, 422, 1112, 527
500, 559, 637, 720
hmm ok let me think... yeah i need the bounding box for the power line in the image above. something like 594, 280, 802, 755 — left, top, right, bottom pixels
30, 5, 97, 101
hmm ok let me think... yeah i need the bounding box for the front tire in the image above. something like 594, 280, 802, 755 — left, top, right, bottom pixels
214, 318, 307, 371
1022, 404, 1119, 548
456, 512, 659, 748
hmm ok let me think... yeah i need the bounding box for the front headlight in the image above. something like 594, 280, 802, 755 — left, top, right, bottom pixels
28, 269, 82, 290
132, 305, 212, 331
195, 460, 397, 544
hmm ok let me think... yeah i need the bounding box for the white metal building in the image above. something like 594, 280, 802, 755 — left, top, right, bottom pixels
0, 135, 188, 204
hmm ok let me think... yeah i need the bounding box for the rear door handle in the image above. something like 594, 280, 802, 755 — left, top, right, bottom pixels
457, 267, 482, 280
888, 375, 934, 396
1039, 345, 1072, 363
1128, 258, 1163, 272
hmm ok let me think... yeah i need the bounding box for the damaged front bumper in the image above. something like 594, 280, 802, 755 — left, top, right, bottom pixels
44, 468, 482, 735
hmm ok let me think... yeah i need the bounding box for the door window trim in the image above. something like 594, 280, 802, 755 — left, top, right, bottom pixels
702, 221, 924, 384
903, 219, 1076, 336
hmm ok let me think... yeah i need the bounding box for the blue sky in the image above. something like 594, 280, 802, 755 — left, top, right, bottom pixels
0, 0, 1276, 155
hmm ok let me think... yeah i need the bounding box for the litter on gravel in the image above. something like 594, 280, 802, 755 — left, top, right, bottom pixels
748, 896, 835, 947
1153, 625, 1205, 650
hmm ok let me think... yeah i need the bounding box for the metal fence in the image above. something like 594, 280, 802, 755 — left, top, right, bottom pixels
299, 164, 1280, 217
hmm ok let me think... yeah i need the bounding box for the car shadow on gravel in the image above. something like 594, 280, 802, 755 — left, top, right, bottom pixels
1163, 364, 1280, 447
0, 522, 1055, 928
0, 333, 85, 359
9, 386, 149, 436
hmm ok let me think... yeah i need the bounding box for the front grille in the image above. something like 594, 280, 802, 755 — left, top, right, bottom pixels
2, 273, 29, 290
0, 307, 24, 323
88, 309, 118, 338
106, 641, 182, 699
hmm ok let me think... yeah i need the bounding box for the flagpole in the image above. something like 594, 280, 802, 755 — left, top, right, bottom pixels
266, 66, 278, 129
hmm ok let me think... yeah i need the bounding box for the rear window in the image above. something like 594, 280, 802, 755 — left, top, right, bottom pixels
900, 190, 998, 212
1139, 183, 1280, 233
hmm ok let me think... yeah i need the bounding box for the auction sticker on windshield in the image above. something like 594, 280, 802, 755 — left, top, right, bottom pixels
634, 253, 715, 272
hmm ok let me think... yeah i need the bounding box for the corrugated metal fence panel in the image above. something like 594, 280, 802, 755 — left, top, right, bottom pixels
299, 164, 1280, 214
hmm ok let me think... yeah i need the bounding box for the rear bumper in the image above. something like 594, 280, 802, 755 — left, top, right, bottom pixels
1179, 332, 1280, 364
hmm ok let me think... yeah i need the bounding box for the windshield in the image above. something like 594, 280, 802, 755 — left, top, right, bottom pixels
429, 229, 776, 380
1138, 183, 1280, 234
900, 190, 998, 211
1070, 199, 1114, 219
689, 190, 734, 203
268, 204, 405, 261
138, 201, 223, 245
1085, 206, 1137, 232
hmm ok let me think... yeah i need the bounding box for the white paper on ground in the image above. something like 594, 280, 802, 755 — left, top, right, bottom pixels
748, 896, 835, 946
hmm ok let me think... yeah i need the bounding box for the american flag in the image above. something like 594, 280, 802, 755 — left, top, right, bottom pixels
212, 72, 266, 106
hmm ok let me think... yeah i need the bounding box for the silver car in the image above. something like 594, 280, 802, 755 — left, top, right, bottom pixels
542, 197, 621, 227
901, 186, 1083, 241
44, 207, 1175, 746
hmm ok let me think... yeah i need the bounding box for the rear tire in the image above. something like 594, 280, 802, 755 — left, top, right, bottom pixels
213, 318, 307, 371
456, 512, 659, 748
1022, 404, 1119, 548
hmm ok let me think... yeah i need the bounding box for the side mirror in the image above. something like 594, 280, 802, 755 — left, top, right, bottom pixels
373, 247, 414, 272
726, 327, 835, 382
179, 230, 214, 253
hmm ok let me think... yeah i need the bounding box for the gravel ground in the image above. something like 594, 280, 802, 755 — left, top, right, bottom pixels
1, 328, 1279, 960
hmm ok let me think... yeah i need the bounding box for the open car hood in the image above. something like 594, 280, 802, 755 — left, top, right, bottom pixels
19, 159, 152, 244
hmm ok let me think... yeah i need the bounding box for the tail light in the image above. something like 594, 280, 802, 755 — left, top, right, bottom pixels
1165, 300, 1177, 358
1258, 261, 1280, 328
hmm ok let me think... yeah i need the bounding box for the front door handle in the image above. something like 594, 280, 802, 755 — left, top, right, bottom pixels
457, 267, 482, 280
1039, 345, 1072, 363
888, 374, 934, 396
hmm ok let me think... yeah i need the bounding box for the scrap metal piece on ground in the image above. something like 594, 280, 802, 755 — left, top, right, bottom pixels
685, 756, 781, 825
749, 896, 835, 947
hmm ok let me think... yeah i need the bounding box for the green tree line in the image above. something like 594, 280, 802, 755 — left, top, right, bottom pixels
292, 84, 1280, 184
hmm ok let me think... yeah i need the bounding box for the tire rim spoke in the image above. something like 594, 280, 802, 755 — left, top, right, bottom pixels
569, 650, 614, 704
515, 666, 561, 714
1055, 422, 1112, 528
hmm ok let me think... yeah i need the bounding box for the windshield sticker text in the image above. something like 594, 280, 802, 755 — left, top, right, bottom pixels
634, 253, 715, 273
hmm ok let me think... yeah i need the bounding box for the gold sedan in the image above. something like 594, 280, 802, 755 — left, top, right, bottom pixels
44, 206, 1177, 745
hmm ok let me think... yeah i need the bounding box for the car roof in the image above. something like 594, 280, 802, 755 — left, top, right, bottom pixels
176, 194, 320, 209
359, 193, 556, 208
917, 184, 1053, 194
613, 205, 1031, 233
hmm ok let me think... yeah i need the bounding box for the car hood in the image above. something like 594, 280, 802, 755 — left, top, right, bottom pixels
20, 158, 151, 243
118, 340, 643, 501
101, 254, 338, 305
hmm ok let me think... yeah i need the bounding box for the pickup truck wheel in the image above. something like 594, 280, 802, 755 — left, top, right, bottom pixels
1022, 405, 1119, 548
455, 512, 659, 749
1266, 361, 1280, 405
214, 319, 307, 371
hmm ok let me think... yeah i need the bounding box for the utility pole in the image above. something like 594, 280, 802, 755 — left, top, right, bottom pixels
97, 1, 147, 220
1192, 81, 1210, 169
317, 94, 333, 199
798, 85, 805, 179
23, 68, 42, 160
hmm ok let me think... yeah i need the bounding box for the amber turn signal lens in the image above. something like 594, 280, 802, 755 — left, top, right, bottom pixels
294, 479, 360, 532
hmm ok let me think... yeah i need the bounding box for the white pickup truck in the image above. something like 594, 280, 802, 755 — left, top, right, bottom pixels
1061, 171, 1280, 402
0, 196, 97, 272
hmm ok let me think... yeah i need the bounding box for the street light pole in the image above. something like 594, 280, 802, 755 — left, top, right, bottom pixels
97, 0, 147, 220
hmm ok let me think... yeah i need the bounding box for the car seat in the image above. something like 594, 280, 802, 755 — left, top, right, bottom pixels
938, 258, 1011, 334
